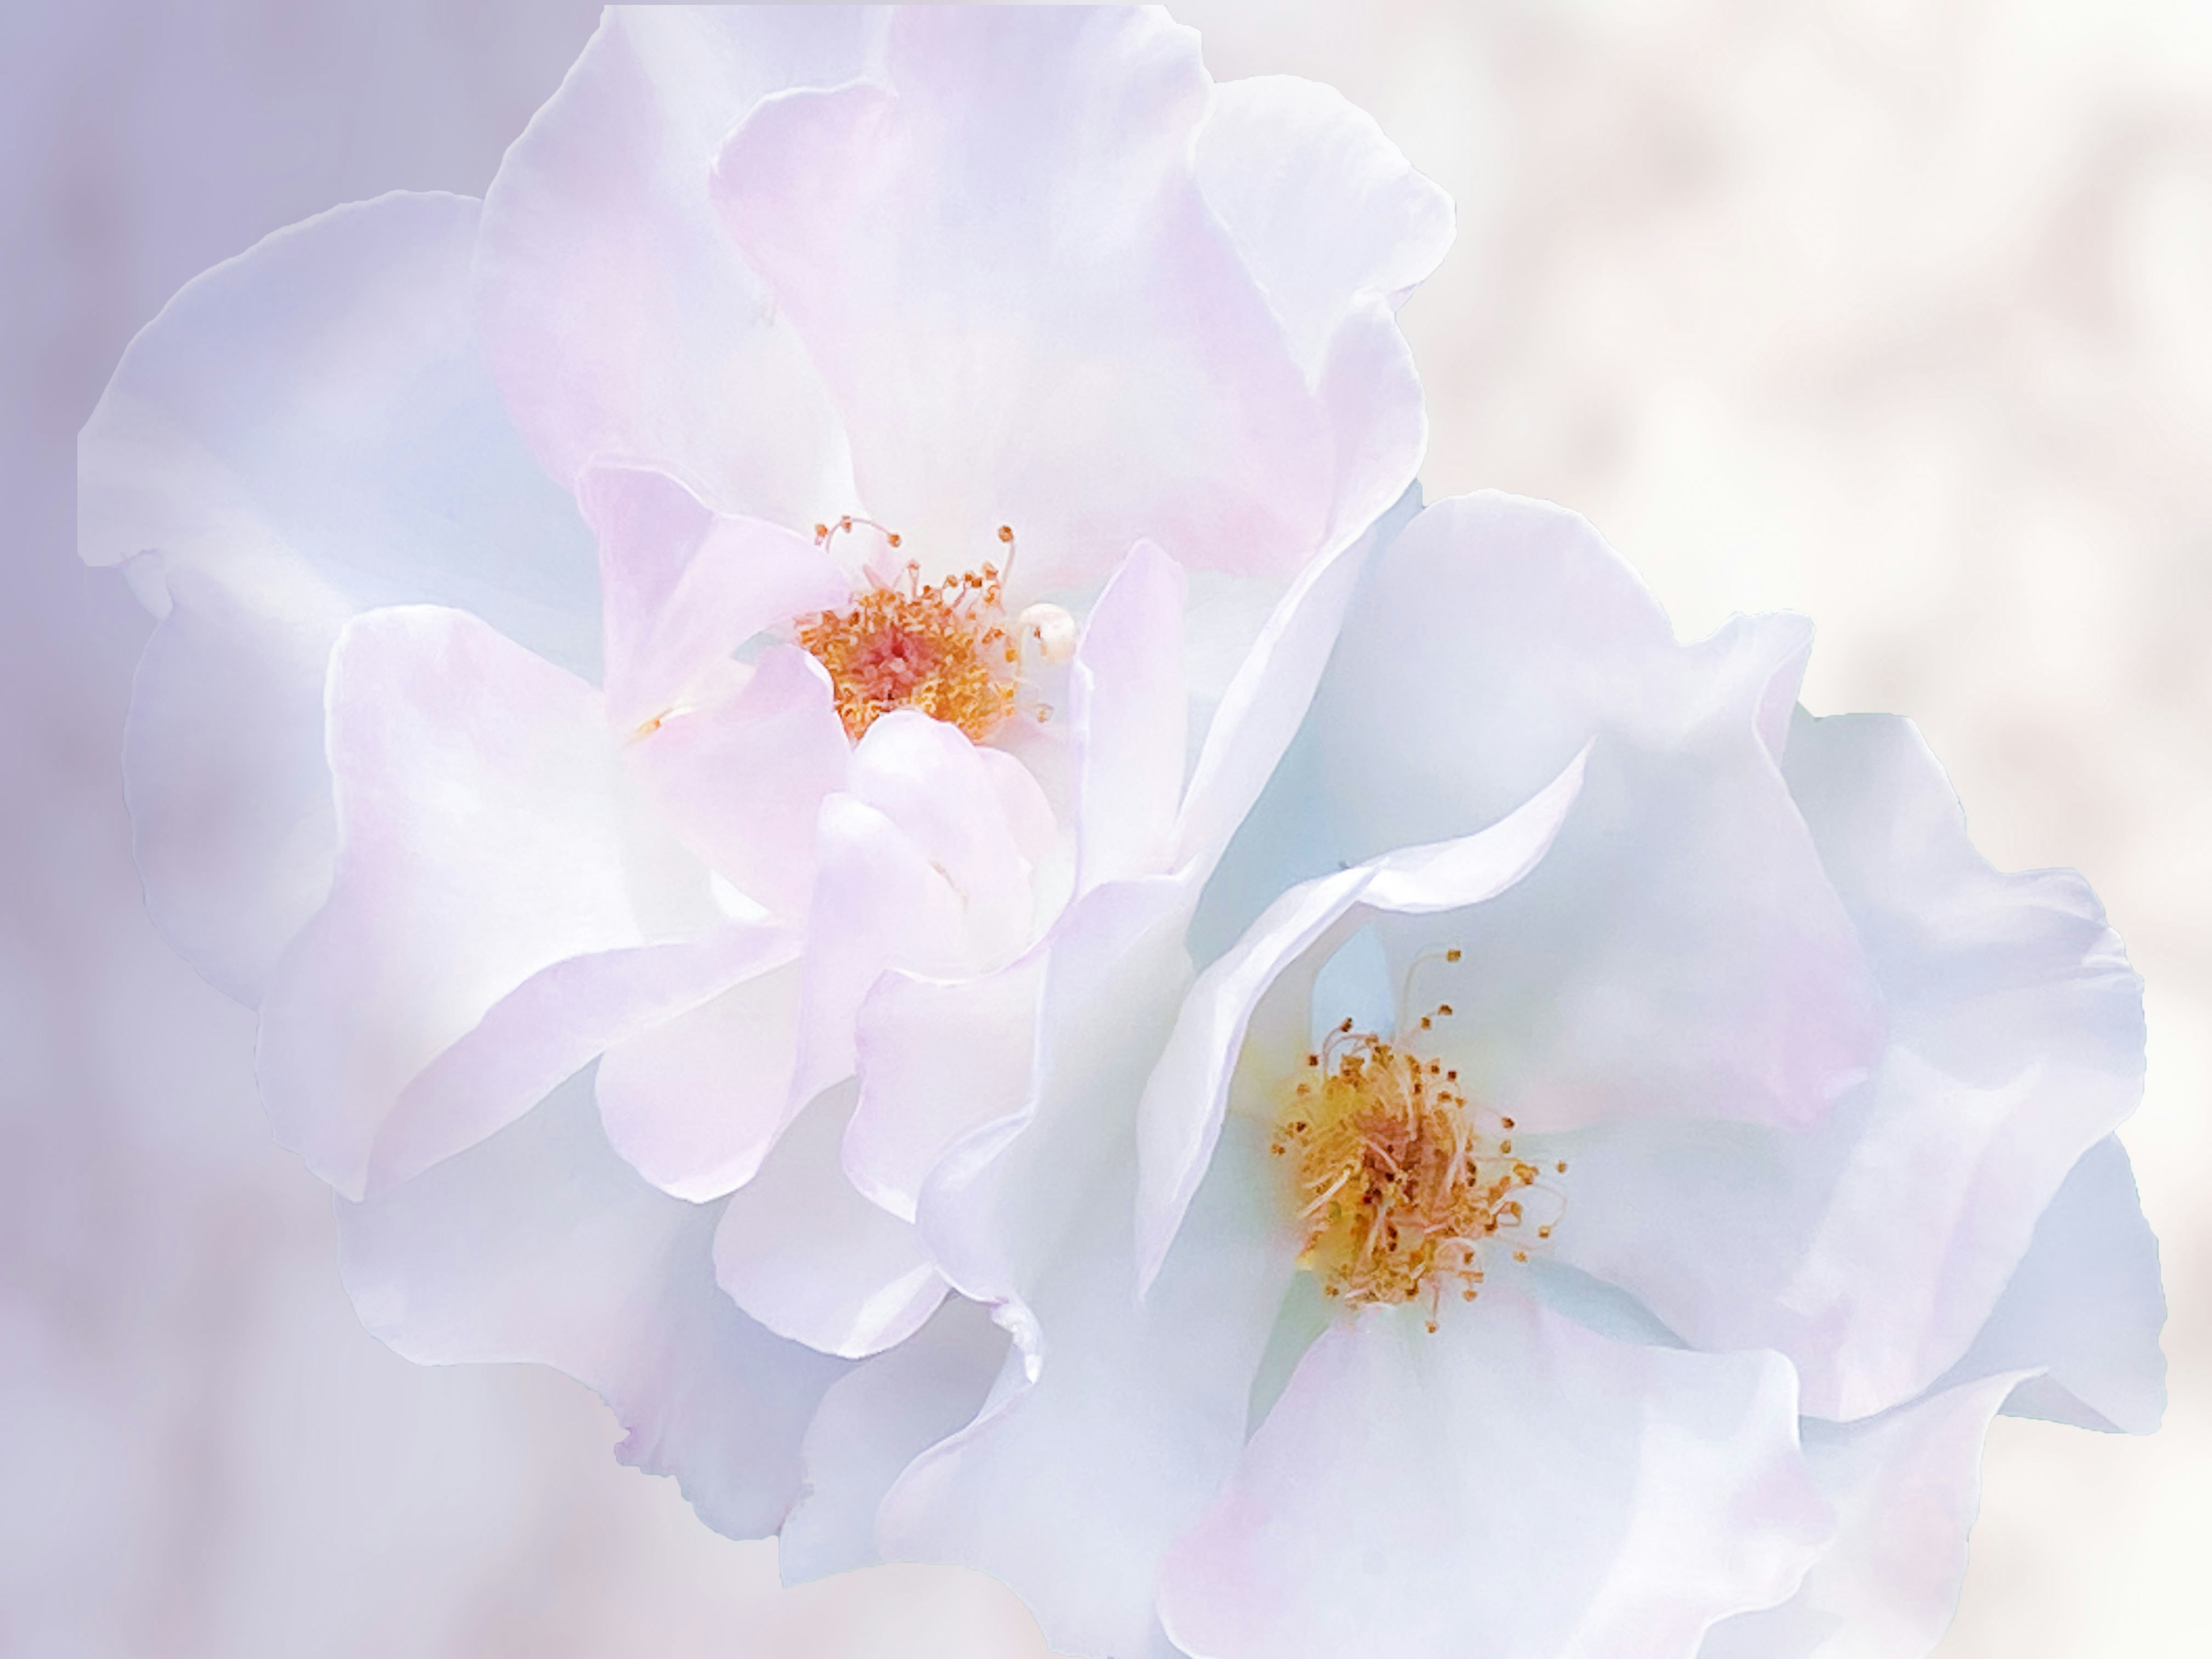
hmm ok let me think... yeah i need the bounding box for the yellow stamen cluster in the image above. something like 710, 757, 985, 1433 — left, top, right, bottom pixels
797, 527, 1022, 742
1272, 1001, 1562, 1332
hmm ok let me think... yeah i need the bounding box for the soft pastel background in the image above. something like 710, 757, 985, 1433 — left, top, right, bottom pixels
3, 2, 2204, 1654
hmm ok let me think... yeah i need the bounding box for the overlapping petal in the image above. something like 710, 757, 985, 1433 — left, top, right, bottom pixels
80, 191, 599, 1003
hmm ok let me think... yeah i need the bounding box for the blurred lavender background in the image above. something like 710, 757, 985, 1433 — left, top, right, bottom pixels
2, 2, 2203, 1654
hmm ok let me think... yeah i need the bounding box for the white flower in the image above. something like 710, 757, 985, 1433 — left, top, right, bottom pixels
863, 493, 2164, 1659
78, 5, 1449, 1540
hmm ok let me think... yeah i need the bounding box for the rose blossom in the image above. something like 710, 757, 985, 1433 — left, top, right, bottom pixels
78, 5, 1452, 1546
860, 492, 2164, 1658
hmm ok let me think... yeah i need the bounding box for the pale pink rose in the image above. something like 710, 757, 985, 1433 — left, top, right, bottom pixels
864, 493, 2162, 1659
79, 6, 1448, 1541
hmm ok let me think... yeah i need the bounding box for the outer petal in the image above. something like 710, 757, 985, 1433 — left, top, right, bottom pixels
778, 1295, 1012, 1584
715, 7, 1422, 592
713, 1083, 950, 1361
1698, 1372, 2027, 1659
258, 606, 730, 1198
1194, 76, 1452, 572
1159, 1290, 1827, 1659
79, 192, 599, 1003
1550, 714, 2146, 1419
473, 5, 875, 518
882, 1117, 1297, 1659
1940, 1133, 2166, 1434
1310, 493, 1883, 1133
336, 1067, 849, 1540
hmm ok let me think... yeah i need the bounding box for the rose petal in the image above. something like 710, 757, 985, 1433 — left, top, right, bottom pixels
1550, 712, 2147, 1419
882, 1117, 1295, 1659
847, 955, 1047, 1222
79, 192, 597, 1002
714, 7, 1336, 592
714, 1084, 949, 1361
778, 1294, 1012, 1583
337, 1067, 849, 1540
1312, 492, 1883, 1133
474, 6, 874, 519
1072, 539, 1188, 892
624, 643, 850, 921
590, 949, 805, 1204
1158, 1288, 1827, 1659
579, 463, 850, 732
1698, 1371, 2028, 1659
1939, 1133, 2166, 1435
259, 605, 681, 1197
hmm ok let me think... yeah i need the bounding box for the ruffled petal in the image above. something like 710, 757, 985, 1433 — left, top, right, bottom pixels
259, 605, 727, 1198
1699, 1372, 2026, 1659
473, 6, 876, 519
714, 1083, 949, 1361
1310, 493, 1883, 1133
715, 7, 1427, 593
778, 1294, 1011, 1583
337, 1067, 849, 1540
1138, 751, 1588, 1290
1550, 713, 2146, 1419
579, 463, 850, 733
1940, 1134, 2166, 1435
80, 191, 598, 1002
1194, 76, 1450, 564
882, 1118, 1296, 1659
1158, 1289, 1827, 1659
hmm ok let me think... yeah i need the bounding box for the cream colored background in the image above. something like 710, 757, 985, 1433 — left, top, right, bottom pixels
2, 2, 2202, 1654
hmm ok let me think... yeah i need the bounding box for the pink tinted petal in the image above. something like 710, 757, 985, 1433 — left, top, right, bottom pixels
790, 714, 1054, 1110
594, 952, 805, 1203
337, 1068, 849, 1540
847, 955, 1046, 1221
1314, 493, 1881, 1133
715, 7, 1332, 592
80, 192, 598, 1002
626, 643, 850, 919
368, 922, 797, 1194
1138, 753, 1588, 1291
1073, 540, 1188, 892
1940, 1133, 2165, 1435
779, 1296, 1010, 1583
1552, 713, 2146, 1420
260, 606, 656, 1198
580, 463, 850, 731
474, 6, 877, 518
882, 1118, 1295, 1659
1699, 1372, 2027, 1659
1159, 1291, 1827, 1659
1195, 75, 1452, 554
714, 1085, 949, 1361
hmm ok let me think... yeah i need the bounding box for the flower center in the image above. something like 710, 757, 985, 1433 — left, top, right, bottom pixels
798, 520, 1022, 743
1272, 974, 1565, 1331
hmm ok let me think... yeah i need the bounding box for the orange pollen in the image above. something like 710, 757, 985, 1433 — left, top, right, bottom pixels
1271, 1028, 1560, 1330
796, 558, 1017, 742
